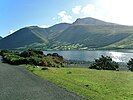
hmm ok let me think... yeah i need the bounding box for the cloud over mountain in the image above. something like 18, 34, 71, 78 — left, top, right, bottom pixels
58, 11, 72, 23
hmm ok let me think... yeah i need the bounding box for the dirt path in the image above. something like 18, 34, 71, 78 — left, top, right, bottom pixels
0, 62, 83, 100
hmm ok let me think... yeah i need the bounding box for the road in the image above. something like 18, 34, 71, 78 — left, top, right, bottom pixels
0, 62, 83, 100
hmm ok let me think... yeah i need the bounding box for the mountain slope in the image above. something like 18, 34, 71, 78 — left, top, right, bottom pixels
0, 26, 49, 49
56, 25, 133, 48
46, 23, 71, 40
0, 36, 2, 39
105, 34, 133, 49
54, 17, 133, 49
0, 23, 71, 49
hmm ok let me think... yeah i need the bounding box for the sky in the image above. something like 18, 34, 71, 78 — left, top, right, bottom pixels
1, 0, 133, 37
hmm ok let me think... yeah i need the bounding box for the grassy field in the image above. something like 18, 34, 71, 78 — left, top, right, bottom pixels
27, 66, 133, 100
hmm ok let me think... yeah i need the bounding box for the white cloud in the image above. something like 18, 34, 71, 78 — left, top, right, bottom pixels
91, 0, 133, 25
81, 4, 95, 16
72, 6, 82, 14
58, 11, 72, 23
52, 17, 56, 20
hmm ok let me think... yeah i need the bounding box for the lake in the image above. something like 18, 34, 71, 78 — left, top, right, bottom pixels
44, 50, 133, 62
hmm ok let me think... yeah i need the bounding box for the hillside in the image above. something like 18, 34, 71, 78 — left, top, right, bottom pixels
0, 23, 71, 49
56, 25, 133, 48
0, 17, 133, 50
55, 18, 133, 49
104, 34, 133, 49
46, 23, 71, 40
0, 36, 2, 39
0, 26, 49, 49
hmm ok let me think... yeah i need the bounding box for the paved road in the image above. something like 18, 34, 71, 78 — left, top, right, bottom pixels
0, 62, 83, 100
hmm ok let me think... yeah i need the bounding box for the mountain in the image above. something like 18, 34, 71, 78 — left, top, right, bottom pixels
0, 23, 71, 49
0, 36, 2, 39
0, 26, 49, 49
0, 17, 133, 50
54, 17, 133, 49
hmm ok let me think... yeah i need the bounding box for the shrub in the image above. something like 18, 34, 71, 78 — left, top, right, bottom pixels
20, 49, 44, 57
89, 55, 119, 70
127, 58, 133, 71
41, 67, 48, 70
0, 50, 11, 56
47, 53, 63, 61
2, 53, 27, 65
67, 71, 72, 74
26, 56, 42, 66
1, 49, 64, 68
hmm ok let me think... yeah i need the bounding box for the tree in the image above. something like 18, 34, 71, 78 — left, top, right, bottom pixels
89, 55, 119, 70
127, 58, 133, 71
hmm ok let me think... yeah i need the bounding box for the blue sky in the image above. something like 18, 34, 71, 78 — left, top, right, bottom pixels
0, 0, 93, 37
1, 0, 133, 37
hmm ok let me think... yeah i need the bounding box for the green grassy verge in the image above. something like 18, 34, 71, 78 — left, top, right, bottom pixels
26, 66, 133, 100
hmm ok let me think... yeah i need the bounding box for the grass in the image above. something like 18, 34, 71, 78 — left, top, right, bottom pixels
26, 66, 133, 100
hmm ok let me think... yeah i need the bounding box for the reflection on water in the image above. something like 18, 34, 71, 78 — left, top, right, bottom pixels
0, 56, 2, 61
108, 52, 125, 62
44, 50, 133, 62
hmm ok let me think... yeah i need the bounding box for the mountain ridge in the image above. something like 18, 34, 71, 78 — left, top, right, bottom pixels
73, 17, 118, 25
0, 17, 133, 50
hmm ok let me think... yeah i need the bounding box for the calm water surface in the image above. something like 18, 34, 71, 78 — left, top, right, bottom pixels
44, 50, 133, 62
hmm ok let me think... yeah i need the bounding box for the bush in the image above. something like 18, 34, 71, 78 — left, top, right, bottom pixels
47, 53, 63, 60
41, 67, 48, 70
89, 55, 119, 70
20, 49, 44, 57
0, 50, 11, 56
1, 49, 64, 68
26, 56, 42, 66
127, 58, 133, 71
2, 53, 27, 65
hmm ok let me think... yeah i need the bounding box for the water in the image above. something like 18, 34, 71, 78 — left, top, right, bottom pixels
44, 50, 133, 62
0, 56, 2, 61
